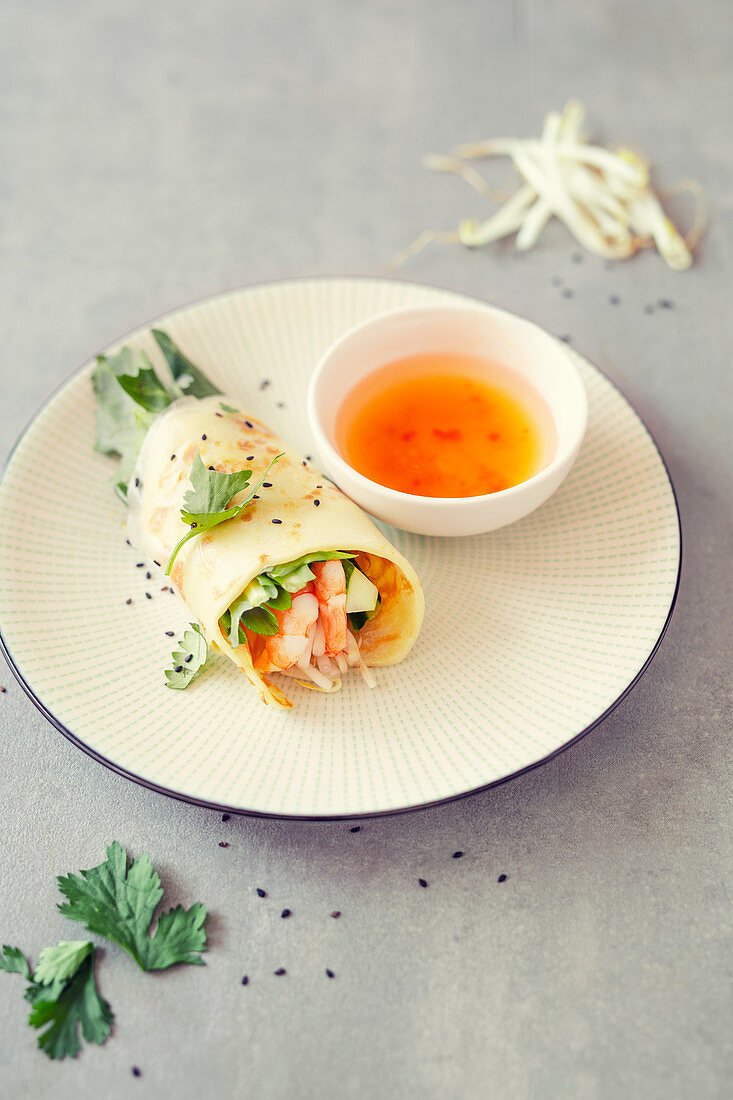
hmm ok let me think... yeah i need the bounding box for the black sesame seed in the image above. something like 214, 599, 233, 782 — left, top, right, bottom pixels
314, 499, 320, 507
132, 1066, 141, 1077
241, 975, 249, 985
253, 495, 259, 500
246, 455, 254, 460
559, 334, 572, 343
350, 826, 361, 833
302, 460, 307, 466
145, 592, 152, 600
498, 873, 508, 883
134, 477, 140, 488
316, 485, 323, 489
263, 482, 272, 488
609, 295, 621, 305
306, 456, 312, 461
153, 560, 161, 567
272, 518, 282, 524
215, 411, 223, 417
260, 379, 271, 389
185, 654, 193, 663
136, 562, 144, 568
277, 402, 285, 408
256, 888, 267, 898
170, 454, 176, 461
562, 288, 574, 299
218, 841, 229, 848
419, 878, 428, 888
658, 298, 674, 309
274, 968, 286, 976
190, 522, 197, 528
125, 598, 133, 605
145, 572, 151, 579
281, 908, 291, 919
165, 630, 175, 637
325, 969, 335, 979
175, 665, 183, 673
222, 813, 231, 821
330, 910, 341, 918
125, 538, 132, 546
208, 465, 215, 471
452, 851, 464, 859
201, 433, 207, 440
245, 420, 254, 428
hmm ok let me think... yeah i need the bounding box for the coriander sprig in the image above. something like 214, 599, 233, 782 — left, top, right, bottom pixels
165, 451, 283, 575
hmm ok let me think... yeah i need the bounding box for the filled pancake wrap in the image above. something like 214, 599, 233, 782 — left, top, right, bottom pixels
127, 396, 424, 707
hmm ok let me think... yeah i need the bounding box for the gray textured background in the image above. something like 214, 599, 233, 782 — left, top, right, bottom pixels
1, 1, 731, 1097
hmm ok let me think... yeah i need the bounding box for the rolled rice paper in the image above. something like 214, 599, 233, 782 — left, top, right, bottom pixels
127, 396, 425, 707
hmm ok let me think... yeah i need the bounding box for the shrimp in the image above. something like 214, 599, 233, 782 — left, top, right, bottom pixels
254, 585, 319, 672
311, 560, 347, 656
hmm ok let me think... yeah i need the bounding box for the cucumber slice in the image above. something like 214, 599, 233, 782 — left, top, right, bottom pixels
345, 568, 379, 614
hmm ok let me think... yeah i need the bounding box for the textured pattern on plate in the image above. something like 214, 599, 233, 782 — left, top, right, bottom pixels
0, 278, 680, 816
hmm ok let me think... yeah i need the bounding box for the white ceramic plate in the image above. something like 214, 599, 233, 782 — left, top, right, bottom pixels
0, 278, 680, 818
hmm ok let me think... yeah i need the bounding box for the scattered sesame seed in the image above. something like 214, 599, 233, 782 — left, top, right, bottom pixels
132, 1066, 141, 1077
153, 560, 161, 567
218, 841, 229, 848
313, 499, 320, 507
134, 477, 140, 488
419, 878, 428, 888
316, 485, 323, 489
658, 298, 674, 309
274, 968, 286, 976
246, 455, 254, 460
125, 598, 132, 605
241, 975, 249, 985
306, 455, 312, 461
136, 562, 144, 568
125, 538, 132, 546
302, 461, 307, 466
201, 433, 207, 440
191, 522, 197, 528
350, 826, 361, 833
245, 420, 254, 428
145, 572, 151, 579
174, 665, 183, 673
452, 851, 464, 859
272, 518, 282, 524
0, 687, 6, 694
330, 911, 341, 919
277, 402, 285, 408
325, 969, 335, 979
185, 654, 193, 663
562, 288, 574, 299
256, 888, 267, 898
165, 630, 175, 637
145, 592, 152, 600
260, 379, 271, 389
498, 873, 508, 883
263, 482, 273, 488
170, 454, 176, 461
253, 495, 259, 500
215, 412, 223, 417
208, 465, 215, 471
610, 295, 621, 305
222, 813, 231, 821
281, 909, 292, 919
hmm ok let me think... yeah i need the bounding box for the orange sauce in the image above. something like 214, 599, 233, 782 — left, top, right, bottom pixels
336, 352, 556, 498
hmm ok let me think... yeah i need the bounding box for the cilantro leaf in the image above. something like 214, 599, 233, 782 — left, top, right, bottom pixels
24, 941, 113, 1060
0, 944, 32, 979
56, 842, 208, 971
151, 329, 222, 398
267, 550, 356, 592
165, 452, 283, 574
165, 623, 209, 690
116, 359, 172, 413
219, 402, 239, 413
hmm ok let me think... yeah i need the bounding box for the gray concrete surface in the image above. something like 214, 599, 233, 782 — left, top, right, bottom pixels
1, 1, 731, 1097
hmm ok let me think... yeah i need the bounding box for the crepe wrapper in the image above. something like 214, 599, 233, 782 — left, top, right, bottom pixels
127, 397, 425, 707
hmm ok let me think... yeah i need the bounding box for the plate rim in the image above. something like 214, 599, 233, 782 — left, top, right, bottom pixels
0, 274, 682, 820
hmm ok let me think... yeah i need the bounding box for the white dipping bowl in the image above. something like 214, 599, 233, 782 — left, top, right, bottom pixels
307, 304, 588, 537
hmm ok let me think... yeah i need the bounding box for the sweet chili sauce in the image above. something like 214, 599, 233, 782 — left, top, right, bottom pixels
336, 352, 556, 498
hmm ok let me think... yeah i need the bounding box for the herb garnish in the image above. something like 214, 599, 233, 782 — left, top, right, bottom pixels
165, 623, 209, 689
165, 452, 283, 574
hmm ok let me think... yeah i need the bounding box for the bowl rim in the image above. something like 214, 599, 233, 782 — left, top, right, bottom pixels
307, 301, 589, 508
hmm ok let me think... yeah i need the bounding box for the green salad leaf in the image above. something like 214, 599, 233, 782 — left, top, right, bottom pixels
165, 623, 209, 690
57, 842, 208, 972
267, 550, 356, 592
165, 452, 283, 574
0, 944, 32, 979
152, 329, 222, 398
